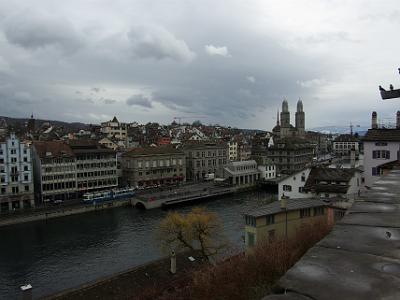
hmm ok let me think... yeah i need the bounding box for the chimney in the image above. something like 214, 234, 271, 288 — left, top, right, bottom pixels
350, 147, 356, 168
397, 111, 400, 129
170, 251, 176, 274
372, 111, 378, 129
20, 284, 32, 300
280, 194, 287, 210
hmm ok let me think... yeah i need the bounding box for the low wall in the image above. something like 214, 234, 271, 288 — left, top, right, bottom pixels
0, 200, 130, 227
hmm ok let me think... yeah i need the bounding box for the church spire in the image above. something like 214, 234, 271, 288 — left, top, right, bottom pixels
276, 109, 280, 126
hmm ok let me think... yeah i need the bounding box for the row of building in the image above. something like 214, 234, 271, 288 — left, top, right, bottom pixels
0, 135, 276, 213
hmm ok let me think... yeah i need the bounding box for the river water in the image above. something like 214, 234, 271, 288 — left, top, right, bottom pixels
0, 191, 276, 299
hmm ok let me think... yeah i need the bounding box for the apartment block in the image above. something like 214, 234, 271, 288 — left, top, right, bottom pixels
33, 141, 77, 203
68, 140, 117, 194
183, 142, 228, 181
0, 133, 34, 212
121, 147, 186, 187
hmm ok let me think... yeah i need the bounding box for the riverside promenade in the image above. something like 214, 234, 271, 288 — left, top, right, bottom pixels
263, 169, 400, 300
0, 182, 250, 227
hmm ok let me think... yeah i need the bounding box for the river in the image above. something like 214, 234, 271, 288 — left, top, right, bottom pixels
0, 190, 276, 299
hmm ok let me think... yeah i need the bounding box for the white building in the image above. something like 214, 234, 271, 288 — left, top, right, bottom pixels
363, 130, 400, 187
258, 163, 276, 180
228, 140, 238, 161
101, 116, 128, 141
0, 133, 35, 212
223, 160, 260, 186
277, 168, 311, 200
332, 134, 360, 157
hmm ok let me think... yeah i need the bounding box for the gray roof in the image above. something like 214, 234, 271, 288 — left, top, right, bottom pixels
245, 198, 327, 218
363, 128, 400, 142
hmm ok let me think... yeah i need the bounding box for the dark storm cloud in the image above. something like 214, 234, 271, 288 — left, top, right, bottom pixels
3, 12, 83, 53
0, 0, 399, 128
126, 94, 153, 108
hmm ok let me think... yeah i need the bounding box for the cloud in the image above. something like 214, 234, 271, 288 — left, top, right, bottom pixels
246, 76, 256, 83
127, 25, 196, 63
297, 78, 326, 88
3, 12, 83, 53
91, 87, 102, 93
103, 98, 117, 104
126, 94, 153, 108
204, 45, 231, 57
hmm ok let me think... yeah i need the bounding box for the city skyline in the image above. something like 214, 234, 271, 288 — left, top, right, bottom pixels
0, 1, 400, 130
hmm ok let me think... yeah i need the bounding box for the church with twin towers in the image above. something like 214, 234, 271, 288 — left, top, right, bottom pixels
272, 99, 305, 138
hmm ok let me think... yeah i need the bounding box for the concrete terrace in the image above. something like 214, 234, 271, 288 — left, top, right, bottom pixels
263, 169, 400, 300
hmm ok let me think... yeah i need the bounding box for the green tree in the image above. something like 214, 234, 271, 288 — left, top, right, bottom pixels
159, 207, 227, 261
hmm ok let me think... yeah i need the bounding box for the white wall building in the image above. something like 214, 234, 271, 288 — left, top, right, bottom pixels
228, 141, 238, 161
223, 160, 260, 186
363, 128, 400, 187
277, 168, 311, 200
0, 133, 34, 212
101, 116, 128, 141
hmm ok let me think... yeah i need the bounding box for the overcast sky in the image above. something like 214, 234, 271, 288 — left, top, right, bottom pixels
0, 0, 399, 130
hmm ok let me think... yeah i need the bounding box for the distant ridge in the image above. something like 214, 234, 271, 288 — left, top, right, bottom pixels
0, 116, 90, 131
309, 125, 369, 136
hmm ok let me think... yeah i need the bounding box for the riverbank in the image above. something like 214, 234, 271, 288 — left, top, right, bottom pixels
0, 200, 130, 228
0, 184, 263, 228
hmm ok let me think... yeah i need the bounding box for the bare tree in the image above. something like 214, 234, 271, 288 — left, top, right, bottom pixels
159, 207, 227, 261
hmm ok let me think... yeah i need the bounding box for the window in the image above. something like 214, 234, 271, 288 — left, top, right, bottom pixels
24, 185, 29, 192
266, 214, 275, 225
283, 185, 292, 192
373, 150, 390, 159
299, 187, 305, 193
300, 208, 311, 218
372, 167, 380, 176
301, 175, 306, 182
1, 187, 5, 194
245, 215, 256, 227
247, 232, 255, 247
314, 207, 325, 216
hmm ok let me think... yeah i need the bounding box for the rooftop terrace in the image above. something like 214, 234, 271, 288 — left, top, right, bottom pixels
263, 169, 400, 300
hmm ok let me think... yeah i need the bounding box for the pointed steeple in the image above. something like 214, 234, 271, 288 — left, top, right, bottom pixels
276, 109, 280, 126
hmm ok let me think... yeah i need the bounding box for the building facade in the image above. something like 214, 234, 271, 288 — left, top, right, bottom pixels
228, 141, 238, 161
68, 140, 118, 194
0, 133, 34, 212
121, 147, 186, 187
223, 160, 260, 186
244, 198, 327, 248
33, 141, 77, 203
101, 116, 128, 141
332, 134, 360, 157
272, 99, 305, 138
265, 137, 314, 175
184, 142, 228, 181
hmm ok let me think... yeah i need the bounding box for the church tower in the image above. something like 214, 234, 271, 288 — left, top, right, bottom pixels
280, 99, 290, 137
295, 99, 305, 136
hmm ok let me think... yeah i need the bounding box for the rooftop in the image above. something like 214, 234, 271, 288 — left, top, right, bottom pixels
363, 128, 400, 142
263, 169, 400, 300
245, 198, 327, 218
122, 146, 184, 157
33, 141, 75, 158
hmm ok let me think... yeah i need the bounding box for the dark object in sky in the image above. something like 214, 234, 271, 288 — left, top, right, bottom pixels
380, 68, 400, 99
